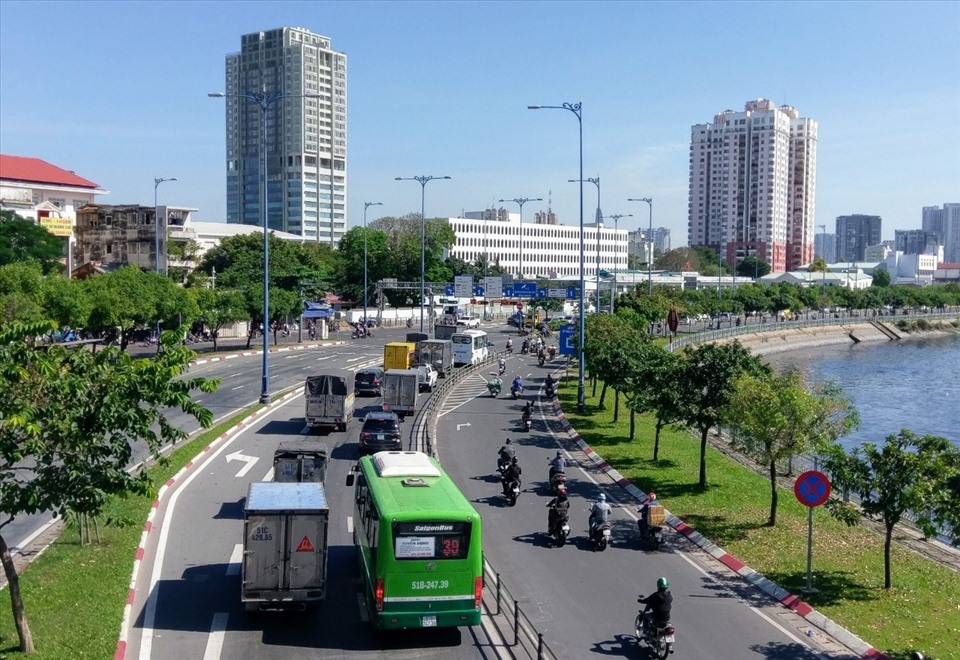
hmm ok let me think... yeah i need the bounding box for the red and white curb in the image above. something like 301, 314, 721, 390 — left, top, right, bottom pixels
188, 340, 346, 367
114, 389, 301, 660
546, 394, 890, 660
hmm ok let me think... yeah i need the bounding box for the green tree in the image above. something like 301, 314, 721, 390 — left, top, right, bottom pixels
189, 287, 247, 351
808, 257, 827, 272
872, 268, 891, 287
0, 320, 218, 652
626, 343, 685, 460
676, 342, 770, 490
822, 430, 960, 589
41, 274, 92, 331
0, 211, 65, 275
0, 262, 46, 324
737, 256, 770, 278
726, 372, 859, 526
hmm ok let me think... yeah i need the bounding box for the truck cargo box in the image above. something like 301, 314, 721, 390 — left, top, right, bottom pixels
381, 368, 419, 420
273, 440, 329, 483
305, 375, 354, 432
242, 482, 329, 611
384, 342, 417, 371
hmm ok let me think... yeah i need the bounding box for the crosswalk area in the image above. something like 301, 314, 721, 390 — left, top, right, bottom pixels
438, 370, 498, 417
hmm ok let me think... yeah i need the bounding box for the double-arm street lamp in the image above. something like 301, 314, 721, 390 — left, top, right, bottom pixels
497, 197, 542, 278
395, 175, 451, 333
605, 213, 632, 313
154, 177, 177, 275
209, 89, 321, 403
628, 197, 653, 295
363, 202, 383, 327
529, 101, 586, 414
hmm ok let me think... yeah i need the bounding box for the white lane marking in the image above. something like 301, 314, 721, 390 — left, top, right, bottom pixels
262, 467, 274, 482
284, 354, 301, 359
228, 372, 242, 378
456, 423, 472, 431
231, 385, 244, 390
225, 451, 259, 478
202, 612, 229, 660
346, 356, 365, 363
748, 606, 822, 656
356, 593, 369, 622
139, 396, 300, 658
347, 516, 354, 534
316, 356, 332, 361
226, 544, 242, 576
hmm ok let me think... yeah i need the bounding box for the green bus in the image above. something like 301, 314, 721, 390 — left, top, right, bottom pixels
347, 451, 483, 629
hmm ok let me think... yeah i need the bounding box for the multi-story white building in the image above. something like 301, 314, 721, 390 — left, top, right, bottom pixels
688, 99, 817, 273
446, 215, 628, 280
223, 27, 347, 244
0, 154, 107, 227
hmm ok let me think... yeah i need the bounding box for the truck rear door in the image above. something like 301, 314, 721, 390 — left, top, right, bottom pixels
286, 513, 328, 593
243, 514, 283, 593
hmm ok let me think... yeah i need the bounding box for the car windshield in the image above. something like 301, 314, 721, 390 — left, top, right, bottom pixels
364, 418, 399, 432
356, 372, 380, 383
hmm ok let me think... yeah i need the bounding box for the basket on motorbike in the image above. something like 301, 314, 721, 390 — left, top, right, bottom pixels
647, 504, 666, 526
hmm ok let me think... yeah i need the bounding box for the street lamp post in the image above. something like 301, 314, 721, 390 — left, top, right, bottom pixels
627, 197, 653, 295
395, 175, 451, 333
498, 197, 542, 278
605, 213, 632, 313
819, 224, 827, 292
363, 202, 383, 328
570, 178, 600, 312
529, 101, 586, 414
154, 177, 177, 275
209, 89, 320, 404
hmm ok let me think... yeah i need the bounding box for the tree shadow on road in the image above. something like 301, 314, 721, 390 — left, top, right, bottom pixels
747, 640, 842, 659
761, 569, 877, 607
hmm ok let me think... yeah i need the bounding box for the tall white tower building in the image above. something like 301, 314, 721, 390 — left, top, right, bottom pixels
223, 27, 347, 244
688, 99, 817, 273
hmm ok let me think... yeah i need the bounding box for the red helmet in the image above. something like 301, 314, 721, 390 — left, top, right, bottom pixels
648, 492, 657, 501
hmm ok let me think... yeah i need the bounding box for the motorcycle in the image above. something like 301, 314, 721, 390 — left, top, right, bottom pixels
487, 378, 502, 397
511, 385, 523, 399
548, 345, 558, 358
538, 353, 546, 367
639, 521, 664, 550
503, 477, 521, 506
635, 601, 676, 659
548, 469, 567, 495
548, 508, 571, 547
545, 383, 556, 399
589, 520, 613, 551
496, 454, 512, 478
522, 412, 532, 432
498, 363, 506, 376
406, 318, 413, 328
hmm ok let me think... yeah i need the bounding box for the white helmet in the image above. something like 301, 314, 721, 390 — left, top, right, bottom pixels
598, 493, 606, 501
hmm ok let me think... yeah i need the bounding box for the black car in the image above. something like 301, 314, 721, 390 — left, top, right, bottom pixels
359, 412, 402, 455
354, 368, 384, 396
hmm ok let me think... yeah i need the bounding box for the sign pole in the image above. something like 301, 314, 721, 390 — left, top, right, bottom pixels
805, 505, 815, 594
794, 470, 830, 596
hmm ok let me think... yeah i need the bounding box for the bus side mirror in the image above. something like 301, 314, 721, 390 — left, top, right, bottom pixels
346, 473, 355, 487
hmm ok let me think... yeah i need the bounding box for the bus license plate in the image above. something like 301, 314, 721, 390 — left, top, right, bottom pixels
422, 615, 437, 627
664, 634, 675, 643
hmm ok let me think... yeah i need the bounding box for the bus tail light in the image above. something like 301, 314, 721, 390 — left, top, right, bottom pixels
375, 578, 384, 612
474, 576, 483, 608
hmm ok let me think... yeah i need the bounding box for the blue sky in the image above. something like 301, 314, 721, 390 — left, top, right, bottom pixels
1, 1, 958, 243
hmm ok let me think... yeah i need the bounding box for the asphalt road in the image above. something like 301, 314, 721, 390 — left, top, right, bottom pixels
435, 332, 863, 659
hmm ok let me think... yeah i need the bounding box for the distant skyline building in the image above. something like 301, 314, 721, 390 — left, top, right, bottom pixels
836, 214, 881, 262
894, 229, 938, 256
223, 27, 347, 244
922, 205, 945, 245
927, 203, 960, 263
814, 231, 836, 263
688, 98, 817, 273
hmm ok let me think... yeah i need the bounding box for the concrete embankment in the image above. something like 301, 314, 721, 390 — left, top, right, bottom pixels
715, 321, 921, 357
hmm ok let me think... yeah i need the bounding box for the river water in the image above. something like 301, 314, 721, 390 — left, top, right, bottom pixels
764, 334, 960, 451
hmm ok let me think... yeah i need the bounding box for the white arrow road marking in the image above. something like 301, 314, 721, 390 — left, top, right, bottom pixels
202, 612, 228, 660
226, 451, 258, 478
347, 516, 354, 534
262, 467, 274, 482
457, 423, 472, 431
226, 544, 242, 576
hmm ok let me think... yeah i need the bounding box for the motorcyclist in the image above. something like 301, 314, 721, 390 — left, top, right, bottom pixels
487, 373, 503, 394
498, 438, 516, 466
639, 577, 673, 636
498, 356, 506, 373
502, 455, 522, 495
521, 401, 533, 426
548, 450, 566, 481
545, 486, 570, 534
521, 338, 530, 354
639, 492, 659, 535
588, 493, 612, 537
538, 346, 546, 365
506, 337, 513, 352
512, 375, 524, 395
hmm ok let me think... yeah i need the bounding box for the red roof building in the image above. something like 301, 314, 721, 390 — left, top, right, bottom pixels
0, 154, 100, 189
0, 154, 107, 225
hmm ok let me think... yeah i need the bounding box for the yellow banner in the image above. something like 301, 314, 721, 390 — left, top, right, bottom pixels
40, 217, 74, 237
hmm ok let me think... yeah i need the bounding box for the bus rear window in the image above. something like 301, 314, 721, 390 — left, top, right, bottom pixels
393, 521, 471, 560
452, 336, 470, 344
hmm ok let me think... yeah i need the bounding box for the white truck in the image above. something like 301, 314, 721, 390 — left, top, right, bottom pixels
273, 440, 328, 483
381, 368, 419, 420
242, 481, 329, 612
413, 363, 438, 392
418, 339, 454, 378
304, 374, 354, 432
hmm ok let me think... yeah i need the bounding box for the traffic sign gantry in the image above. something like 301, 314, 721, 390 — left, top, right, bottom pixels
794, 470, 831, 507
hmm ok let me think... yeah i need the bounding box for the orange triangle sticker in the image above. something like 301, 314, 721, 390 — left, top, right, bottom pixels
295, 535, 315, 552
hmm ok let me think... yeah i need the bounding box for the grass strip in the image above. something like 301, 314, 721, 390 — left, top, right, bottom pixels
559, 378, 959, 660
0, 405, 262, 658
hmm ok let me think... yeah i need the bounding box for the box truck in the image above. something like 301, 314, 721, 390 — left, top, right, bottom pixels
273, 441, 328, 483
242, 482, 329, 612
304, 375, 354, 432
418, 339, 454, 377
381, 368, 419, 420
383, 342, 417, 371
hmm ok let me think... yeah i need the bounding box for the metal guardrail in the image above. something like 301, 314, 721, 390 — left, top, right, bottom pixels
412, 348, 557, 658
668, 309, 959, 352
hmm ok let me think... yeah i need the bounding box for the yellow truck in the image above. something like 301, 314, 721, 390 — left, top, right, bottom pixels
383, 342, 416, 371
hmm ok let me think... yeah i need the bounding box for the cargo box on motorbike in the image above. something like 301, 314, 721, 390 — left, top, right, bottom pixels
647, 504, 666, 526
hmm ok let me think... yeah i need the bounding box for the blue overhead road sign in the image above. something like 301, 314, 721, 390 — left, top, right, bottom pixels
445, 285, 455, 296
567, 287, 579, 299
513, 282, 536, 296
503, 287, 514, 297
537, 288, 547, 298
559, 325, 576, 355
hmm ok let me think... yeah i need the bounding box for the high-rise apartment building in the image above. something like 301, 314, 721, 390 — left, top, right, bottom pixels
894, 229, 938, 256
814, 232, 836, 263
922, 206, 945, 245
223, 27, 347, 243
835, 214, 881, 262
924, 203, 960, 263
688, 98, 817, 273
